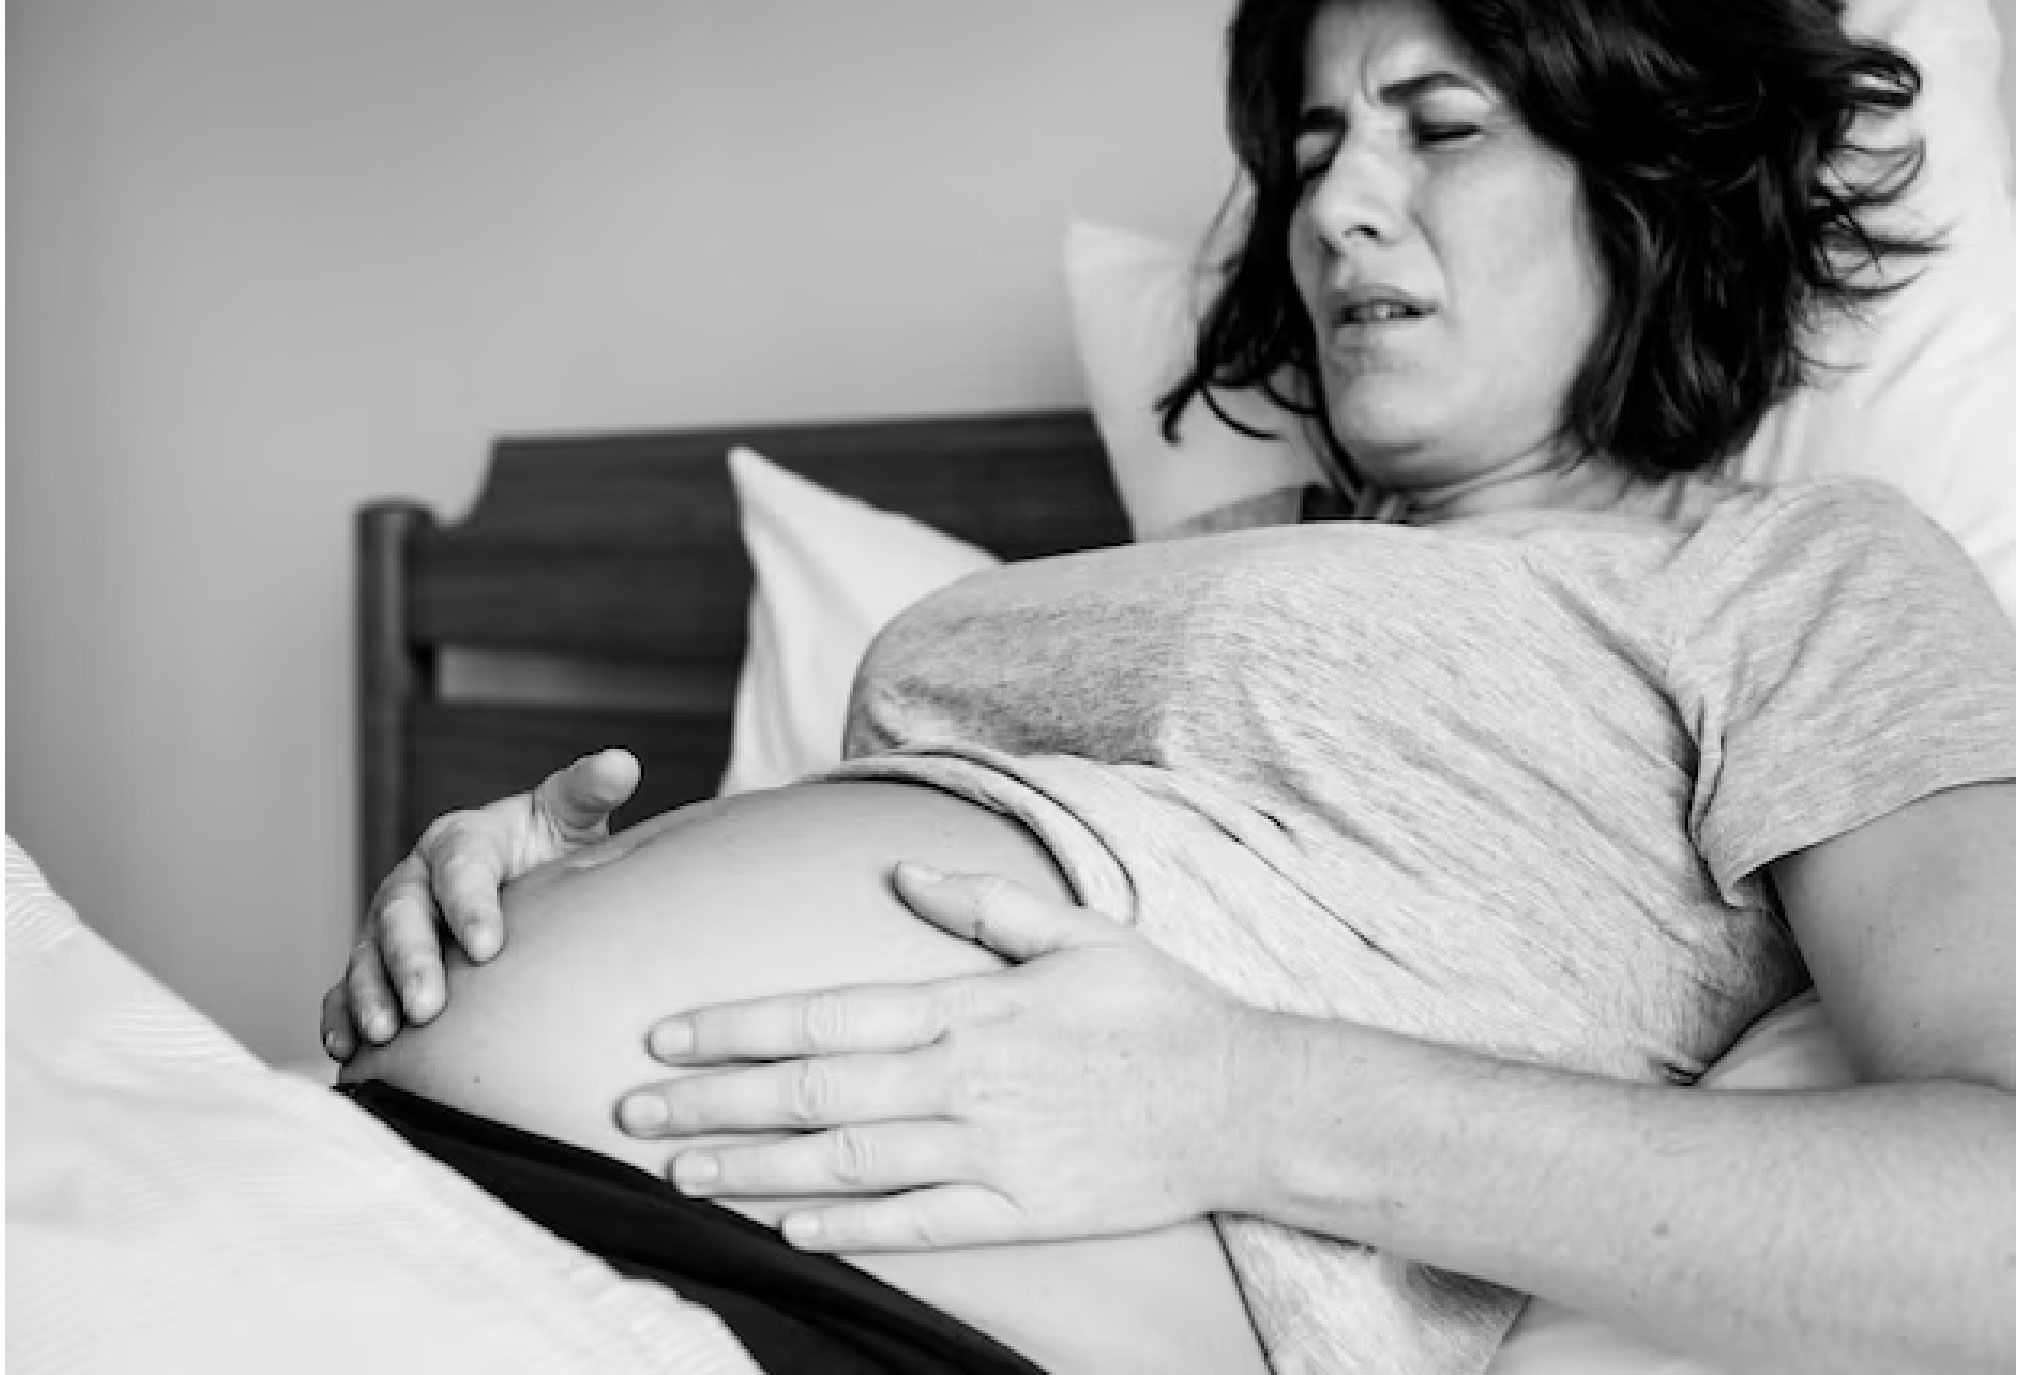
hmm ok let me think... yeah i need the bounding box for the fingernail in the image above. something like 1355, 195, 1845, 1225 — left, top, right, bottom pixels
402, 973, 429, 1009
366, 1011, 395, 1042
648, 1019, 693, 1060
895, 860, 947, 885
617, 1093, 669, 1134
672, 1153, 718, 1192
322, 1029, 343, 1059
464, 926, 500, 961
782, 1215, 821, 1248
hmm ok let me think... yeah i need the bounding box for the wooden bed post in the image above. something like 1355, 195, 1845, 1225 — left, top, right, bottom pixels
356, 500, 436, 931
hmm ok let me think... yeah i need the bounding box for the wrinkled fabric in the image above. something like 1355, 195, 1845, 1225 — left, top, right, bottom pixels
6, 838, 761, 1375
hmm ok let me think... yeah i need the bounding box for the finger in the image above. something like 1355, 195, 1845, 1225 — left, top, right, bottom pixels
320, 982, 358, 1062
890, 862, 1115, 961
779, 1185, 1025, 1253
369, 858, 454, 1020
536, 749, 641, 840
345, 941, 401, 1045
669, 1121, 976, 1199
413, 819, 509, 962
434, 850, 511, 964
646, 979, 977, 1065
364, 852, 437, 950
617, 1051, 947, 1138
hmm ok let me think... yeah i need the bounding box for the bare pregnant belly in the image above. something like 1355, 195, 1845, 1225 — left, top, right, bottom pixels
344, 780, 1267, 1375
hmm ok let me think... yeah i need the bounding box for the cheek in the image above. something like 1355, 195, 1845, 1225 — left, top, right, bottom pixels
1285, 210, 1326, 316
1458, 180, 1602, 362
1474, 187, 1564, 286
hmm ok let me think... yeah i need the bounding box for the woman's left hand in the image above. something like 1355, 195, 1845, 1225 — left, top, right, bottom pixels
614, 862, 1279, 1252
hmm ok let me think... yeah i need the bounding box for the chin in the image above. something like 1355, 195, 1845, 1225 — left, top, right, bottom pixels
1323, 400, 1439, 478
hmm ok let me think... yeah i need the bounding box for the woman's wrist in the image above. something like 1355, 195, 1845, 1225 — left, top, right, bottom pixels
1218, 1007, 1394, 1226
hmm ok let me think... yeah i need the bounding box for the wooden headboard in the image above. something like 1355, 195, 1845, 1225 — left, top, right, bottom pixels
356, 408, 1131, 912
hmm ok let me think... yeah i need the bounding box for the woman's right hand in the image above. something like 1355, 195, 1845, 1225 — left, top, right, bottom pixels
321, 748, 641, 1062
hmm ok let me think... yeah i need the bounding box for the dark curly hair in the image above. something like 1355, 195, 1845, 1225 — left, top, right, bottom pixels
1159, 0, 1941, 481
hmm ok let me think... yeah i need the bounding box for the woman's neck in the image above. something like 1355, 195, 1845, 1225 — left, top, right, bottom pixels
1387, 454, 1710, 527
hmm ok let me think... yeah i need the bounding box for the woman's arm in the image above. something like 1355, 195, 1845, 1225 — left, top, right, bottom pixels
1241, 781, 2013, 1375
622, 784, 2012, 1375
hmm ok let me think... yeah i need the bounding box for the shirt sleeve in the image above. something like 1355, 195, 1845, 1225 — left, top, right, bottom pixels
1674, 479, 2015, 903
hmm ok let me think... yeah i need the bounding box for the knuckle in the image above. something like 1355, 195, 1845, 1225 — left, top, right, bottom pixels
931, 980, 982, 1028
785, 1060, 835, 1126
941, 1065, 983, 1118
378, 914, 434, 968
435, 850, 493, 893
346, 939, 383, 981
416, 811, 471, 853
347, 950, 388, 999
383, 940, 432, 989
966, 875, 1014, 913
534, 767, 585, 817
828, 1128, 878, 1187
907, 1205, 950, 1249
368, 856, 422, 914
962, 877, 1023, 943
429, 814, 509, 876
799, 992, 852, 1050
367, 879, 428, 942
345, 979, 381, 1019
436, 880, 503, 929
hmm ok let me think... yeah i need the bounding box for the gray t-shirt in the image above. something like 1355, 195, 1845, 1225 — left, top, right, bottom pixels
828, 476, 2015, 1375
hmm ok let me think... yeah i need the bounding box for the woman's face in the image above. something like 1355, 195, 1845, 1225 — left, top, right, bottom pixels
1288, 0, 1609, 507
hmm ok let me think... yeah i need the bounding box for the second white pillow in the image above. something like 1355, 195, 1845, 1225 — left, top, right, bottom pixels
717, 447, 1001, 796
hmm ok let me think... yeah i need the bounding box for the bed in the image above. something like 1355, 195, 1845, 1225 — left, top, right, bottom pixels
11, 405, 1881, 1375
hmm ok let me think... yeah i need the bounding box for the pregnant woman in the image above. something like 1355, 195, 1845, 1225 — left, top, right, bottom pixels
331, 2, 2013, 1373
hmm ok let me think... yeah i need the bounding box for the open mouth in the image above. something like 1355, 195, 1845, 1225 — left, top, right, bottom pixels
1337, 299, 1432, 326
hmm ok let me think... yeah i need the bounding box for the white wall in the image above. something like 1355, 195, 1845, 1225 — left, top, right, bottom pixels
7, 0, 1237, 1067
1997, 0, 2017, 147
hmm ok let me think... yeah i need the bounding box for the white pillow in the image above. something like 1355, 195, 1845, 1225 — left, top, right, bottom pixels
716, 446, 1000, 795
1066, 0, 2015, 612
1742, 0, 2015, 612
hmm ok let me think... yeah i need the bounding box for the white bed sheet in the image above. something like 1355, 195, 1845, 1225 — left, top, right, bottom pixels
5, 837, 761, 1375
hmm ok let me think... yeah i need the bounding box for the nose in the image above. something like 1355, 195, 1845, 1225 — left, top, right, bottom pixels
1303, 139, 1408, 250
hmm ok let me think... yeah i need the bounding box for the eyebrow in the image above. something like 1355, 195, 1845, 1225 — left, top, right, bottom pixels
1296, 71, 1484, 133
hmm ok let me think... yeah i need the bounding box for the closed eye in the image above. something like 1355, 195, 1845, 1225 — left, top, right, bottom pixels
1413, 120, 1481, 147
1293, 111, 1345, 184
1294, 152, 1334, 187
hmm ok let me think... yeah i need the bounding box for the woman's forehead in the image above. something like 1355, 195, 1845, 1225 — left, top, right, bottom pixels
1302, 0, 1489, 106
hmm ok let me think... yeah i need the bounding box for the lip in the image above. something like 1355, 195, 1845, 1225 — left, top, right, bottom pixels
1326, 283, 1438, 329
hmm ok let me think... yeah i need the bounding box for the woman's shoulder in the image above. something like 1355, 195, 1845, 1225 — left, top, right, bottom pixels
1699, 471, 1925, 528
1689, 474, 1986, 589
1668, 474, 2011, 682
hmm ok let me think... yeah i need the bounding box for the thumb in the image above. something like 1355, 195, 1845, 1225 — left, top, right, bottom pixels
890, 862, 1114, 962
539, 749, 642, 837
